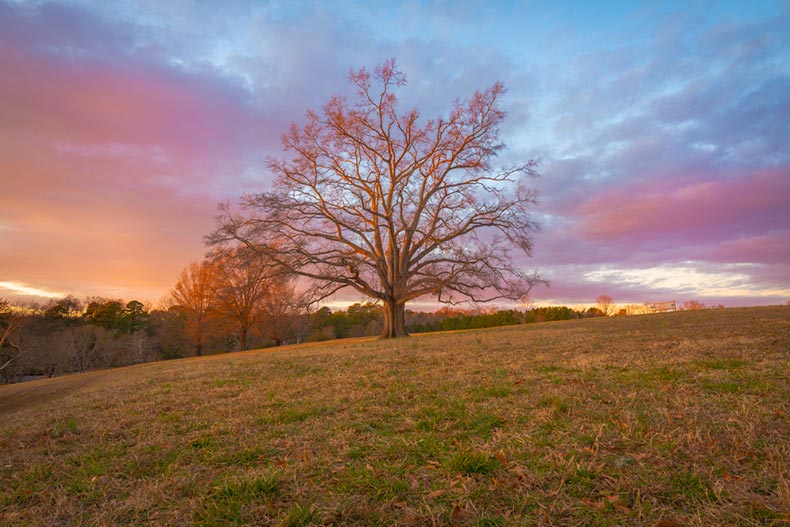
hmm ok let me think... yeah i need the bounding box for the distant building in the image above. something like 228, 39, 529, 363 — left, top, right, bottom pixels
647, 300, 677, 313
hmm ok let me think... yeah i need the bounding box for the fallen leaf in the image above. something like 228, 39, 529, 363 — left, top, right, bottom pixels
450, 504, 462, 522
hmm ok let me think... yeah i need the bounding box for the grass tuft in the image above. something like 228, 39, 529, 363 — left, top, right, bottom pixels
51, 416, 78, 437
280, 503, 321, 527
196, 473, 280, 526
446, 449, 500, 475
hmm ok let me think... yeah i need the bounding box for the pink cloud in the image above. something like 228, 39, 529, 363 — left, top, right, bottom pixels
706, 232, 790, 265
573, 168, 789, 243
0, 134, 218, 302
0, 46, 259, 162
0, 14, 267, 302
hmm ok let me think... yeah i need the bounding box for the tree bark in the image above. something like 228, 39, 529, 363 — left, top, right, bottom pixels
381, 300, 408, 338
239, 325, 248, 351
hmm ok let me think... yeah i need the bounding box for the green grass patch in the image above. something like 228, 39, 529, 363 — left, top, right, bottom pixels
564, 467, 596, 498
196, 474, 280, 526
217, 446, 276, 466
258, 404, 334, 426
475, 516, 505, 527
698, 358, 747, 370
416, 401, 503, 438
536, 365, 564, 373
663, 471, 715, 504
1, 463, 52, 506
472, 383, 512, 399
51, 416, 78, 437
280, 504, 321, 527
340, 462, 410, 501
700, 379, 744, 393
445, 449, 500, 475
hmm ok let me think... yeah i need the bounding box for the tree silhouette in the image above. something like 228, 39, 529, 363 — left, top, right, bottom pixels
596, 294, 614, 317
210, 60, 542, 337
168, 261, 221, 356
212, 248, 278, 351
0, 299, 24, 379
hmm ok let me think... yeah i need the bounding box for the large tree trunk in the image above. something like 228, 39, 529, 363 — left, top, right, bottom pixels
381, 300, 408, 338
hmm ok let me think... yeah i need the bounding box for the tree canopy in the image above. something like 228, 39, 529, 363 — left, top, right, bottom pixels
210, 60, 542, 337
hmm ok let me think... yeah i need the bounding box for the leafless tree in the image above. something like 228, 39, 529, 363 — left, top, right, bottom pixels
258, 277, 310, 346
210, 60, 543, 338
167, 261, 223, 356
53, 324, 116, 373
0, 299, 26, 382
0, 300, 20, 349
683, 300, 706, 310
596, 295, 615, 317
211, 248, 281, 351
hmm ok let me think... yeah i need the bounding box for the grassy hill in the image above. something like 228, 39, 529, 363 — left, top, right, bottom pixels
1, 306, 789, 526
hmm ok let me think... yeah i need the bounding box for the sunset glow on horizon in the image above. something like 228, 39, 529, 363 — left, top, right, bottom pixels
1, 1, 788, 308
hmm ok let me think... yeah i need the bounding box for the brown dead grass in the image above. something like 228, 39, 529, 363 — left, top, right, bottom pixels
1, 306, 789, 526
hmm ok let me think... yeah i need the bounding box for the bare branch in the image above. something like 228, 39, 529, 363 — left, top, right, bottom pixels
208, 61, 542, 337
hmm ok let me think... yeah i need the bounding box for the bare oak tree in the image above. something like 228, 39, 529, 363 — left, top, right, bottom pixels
210, 60, 542, 338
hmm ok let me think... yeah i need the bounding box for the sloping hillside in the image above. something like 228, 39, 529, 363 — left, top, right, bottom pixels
1, 306, 789, 526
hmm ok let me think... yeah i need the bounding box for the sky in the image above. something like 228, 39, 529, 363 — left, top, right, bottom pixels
1, 0, 788, 309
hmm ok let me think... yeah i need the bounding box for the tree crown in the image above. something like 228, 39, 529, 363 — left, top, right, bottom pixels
210, 60, 543, 335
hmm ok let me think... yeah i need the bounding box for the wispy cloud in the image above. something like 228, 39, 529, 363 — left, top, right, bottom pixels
52, 141, 172, 163
583, 263, 790, 298
0, 281, 64, 299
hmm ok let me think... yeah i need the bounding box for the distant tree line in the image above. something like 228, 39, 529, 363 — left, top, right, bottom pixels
1, 296, 167, 383
0, 246, 312, 383
2, 254, 724, 384
304, 303, 608, 338
407, 305, 604, 333
0, 293, 305, 384
1, 286, 610, 383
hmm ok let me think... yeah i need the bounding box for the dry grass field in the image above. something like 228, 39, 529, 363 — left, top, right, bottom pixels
1, 306, 789, 526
